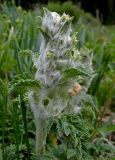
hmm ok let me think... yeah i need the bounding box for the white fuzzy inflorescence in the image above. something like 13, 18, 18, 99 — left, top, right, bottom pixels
29, 7, 94, 121
28, 8, 93, 155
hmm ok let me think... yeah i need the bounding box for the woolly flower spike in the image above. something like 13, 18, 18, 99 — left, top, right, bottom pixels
39, 8, 73, 57
42, 8, 61, 36
42, 8, 73, 37
34, 9, 75, 86
29, 9, 94, 157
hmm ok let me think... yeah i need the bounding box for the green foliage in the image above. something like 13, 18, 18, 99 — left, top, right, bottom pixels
41, 112, 115, 160
59, 68, 91, 84
0, 2, 40, 80
75, 16, 115, 106
47, 1, 101, 25
47, 1, 84, 24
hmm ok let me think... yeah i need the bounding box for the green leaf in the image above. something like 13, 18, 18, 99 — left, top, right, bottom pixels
67, 149, 76, 159
62, 121, 70, 136
99, 124, 115, 136
38, 27, 50, 41
9, 79, 41, 94
59, 68, 90, 83
0, 79, 4, 90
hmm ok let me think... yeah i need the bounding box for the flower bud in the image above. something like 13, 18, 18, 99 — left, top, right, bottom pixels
68, 89, 76, 96
42, 8, 61, 36
68, 83, 82, 96
73, 83, 82, 93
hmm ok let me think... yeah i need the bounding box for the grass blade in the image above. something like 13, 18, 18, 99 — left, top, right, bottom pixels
20, 90, 30, 160
13, 101, 20, 160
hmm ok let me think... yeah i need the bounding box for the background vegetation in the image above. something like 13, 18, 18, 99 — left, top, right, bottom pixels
1, 0, 115, 24
0, 1, 115, 159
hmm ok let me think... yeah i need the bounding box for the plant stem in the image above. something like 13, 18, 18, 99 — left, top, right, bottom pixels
100, 77, 115, 122
94, 77, 115, 129
20, 90, 30, 160
35, 117, 48, 158
13, 101, 20, 160
1, 84, 7, 160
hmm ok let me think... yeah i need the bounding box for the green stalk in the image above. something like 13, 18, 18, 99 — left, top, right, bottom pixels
89, 54, 110, 96
13, 42, 23, 74
99, 78, 115, 122
94, 77, 115, 129
20, 90, 30, 160
35, 118, 48, 158
1, 83, 7, 160
13, 101, 20, 160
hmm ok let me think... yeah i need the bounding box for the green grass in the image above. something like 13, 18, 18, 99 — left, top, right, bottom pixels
75, 17, 115, 106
